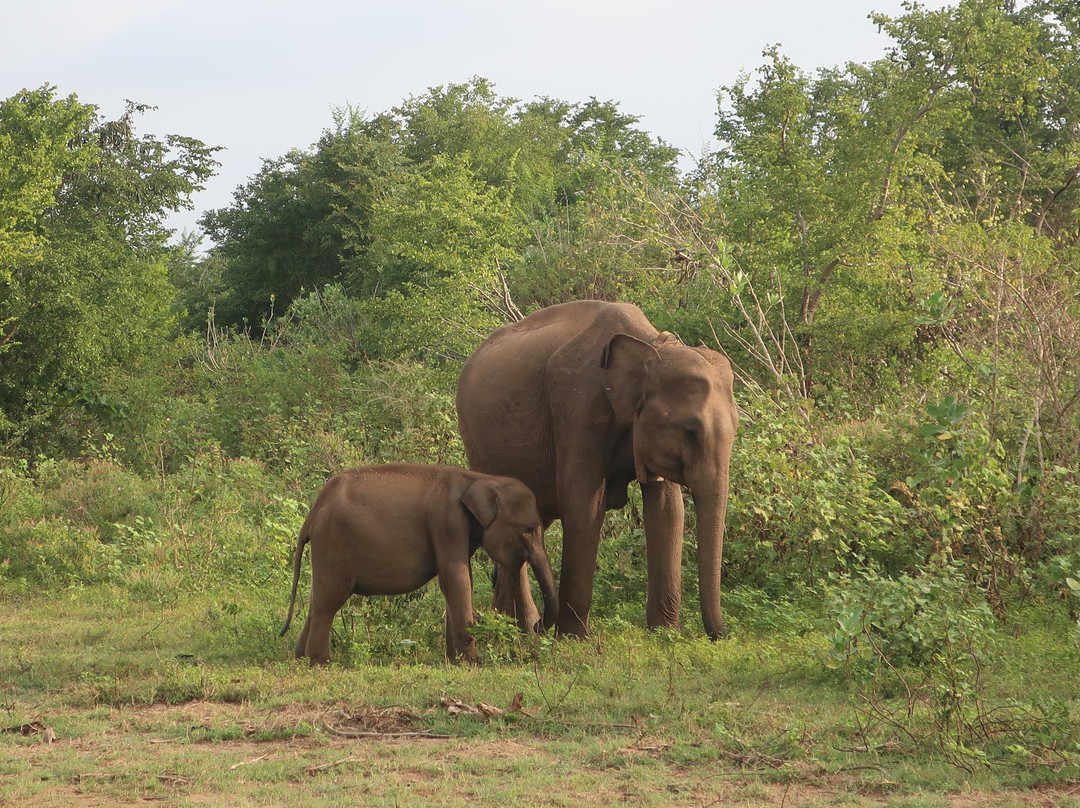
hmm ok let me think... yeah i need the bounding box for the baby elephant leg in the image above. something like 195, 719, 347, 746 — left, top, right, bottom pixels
301, 583, 352, 666
439, 557, 479, 662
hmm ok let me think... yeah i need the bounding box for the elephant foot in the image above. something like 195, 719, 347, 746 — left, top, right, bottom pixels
646, 614, 681, 634
554, 599, 592, 639
555, 629, 588, 641
706, 622, 729, 641
554, 620, 589, 640
447, 636, 480, 664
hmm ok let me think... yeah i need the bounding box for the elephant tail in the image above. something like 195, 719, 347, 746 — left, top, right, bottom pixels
279, 522, 311, 637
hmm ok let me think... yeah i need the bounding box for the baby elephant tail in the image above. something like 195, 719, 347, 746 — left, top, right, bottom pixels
279, 524, 312, 637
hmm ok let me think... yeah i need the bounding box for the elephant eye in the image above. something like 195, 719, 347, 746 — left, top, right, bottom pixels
681, 420, 701, 443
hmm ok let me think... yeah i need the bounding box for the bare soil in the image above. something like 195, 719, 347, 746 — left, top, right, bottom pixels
4, 702, 1079, 807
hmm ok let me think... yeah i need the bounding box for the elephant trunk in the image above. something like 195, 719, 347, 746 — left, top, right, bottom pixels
529, 548, 559, 632
690, 475, 730, 641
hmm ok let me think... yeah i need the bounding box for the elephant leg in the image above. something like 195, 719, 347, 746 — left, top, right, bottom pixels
469, 560, 479, 623
642, 480, 685, 631
557, 499, 606, 638
302, 579, 352, 666
492, 563, 541, 633
439, 557, 479, 662
294, 612, 313, 659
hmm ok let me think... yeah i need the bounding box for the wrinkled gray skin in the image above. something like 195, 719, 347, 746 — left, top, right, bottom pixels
281, 463, 557, 664
457, 301, 738, 640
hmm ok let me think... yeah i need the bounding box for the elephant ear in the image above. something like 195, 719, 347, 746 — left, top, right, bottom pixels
600, 333, 659, 423
461, 480, 500, 528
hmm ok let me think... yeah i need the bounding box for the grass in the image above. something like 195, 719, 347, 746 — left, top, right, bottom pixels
2, 583, 1078, 807
4, 279, 1080, 805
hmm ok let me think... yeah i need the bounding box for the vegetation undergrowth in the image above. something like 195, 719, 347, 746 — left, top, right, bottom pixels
2, 579, 1078, 807
2, 294, 1078, 805
4, 2, 1080, 803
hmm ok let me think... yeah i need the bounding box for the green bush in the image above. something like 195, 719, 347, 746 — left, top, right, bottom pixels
0, 462, 43, 525
0, 521, 101, 588
724, 390, 908, 592
898, 396, 1030, 609
819, 561, 999, 671
36, 457, 159, 544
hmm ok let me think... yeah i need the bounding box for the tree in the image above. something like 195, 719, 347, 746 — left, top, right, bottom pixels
0, 89, 92, 287
878, 0, 1080, 239
358, 83, 682, 344
199, 107, 402, 326
200, 78, 683, 329
0, 86, 218, 443
871, 1, 1080, 475
355, 151, 527, 359
699, 43, 950, 399
675, 0, 1080, 409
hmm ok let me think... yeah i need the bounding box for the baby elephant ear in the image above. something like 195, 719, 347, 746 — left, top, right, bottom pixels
461, 480, 500, 527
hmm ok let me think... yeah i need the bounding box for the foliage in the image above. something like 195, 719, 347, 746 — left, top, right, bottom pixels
819, 561, 1080, 772
0, 88, 92, 280
820, 560, 998, 671
199, 108, 401, 325
3, 4, 1080, 793
722, 390, 909, 592
924, 223, 1080, 559
196, 78, 681, 334
0, 86, 218, 447
668, 0, 1080, 413
897, 395, 1027, 607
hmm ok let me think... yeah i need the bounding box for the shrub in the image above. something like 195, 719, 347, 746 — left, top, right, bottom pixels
1, 521, 102, 588
819, 561, 999, 672
0, 462, 43, 525
724, 390, 908, 592
898, 396, 1029, 610
37, 457, 159, 544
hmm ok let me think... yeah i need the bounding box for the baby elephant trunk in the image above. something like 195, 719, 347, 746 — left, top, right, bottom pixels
530, 548, 559, 633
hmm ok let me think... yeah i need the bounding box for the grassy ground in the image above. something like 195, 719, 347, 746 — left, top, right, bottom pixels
2, 586, 1079, 807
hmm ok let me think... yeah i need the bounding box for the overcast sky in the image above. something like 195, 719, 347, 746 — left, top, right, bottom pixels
4, 0, 948, 240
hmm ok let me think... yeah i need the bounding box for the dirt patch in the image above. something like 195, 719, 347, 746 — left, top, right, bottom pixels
6, 703, 1079, 808
89, 700, 425, 741
444, 737, 544, 762
319, 704, 431, 737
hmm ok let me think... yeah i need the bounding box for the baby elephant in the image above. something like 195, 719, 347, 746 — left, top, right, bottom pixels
280, 463, 557, 664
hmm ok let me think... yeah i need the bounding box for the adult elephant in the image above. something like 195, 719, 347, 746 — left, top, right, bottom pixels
456, 300, 738, 640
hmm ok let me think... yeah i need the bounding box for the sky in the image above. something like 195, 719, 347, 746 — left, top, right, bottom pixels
3, 0, 948, 241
